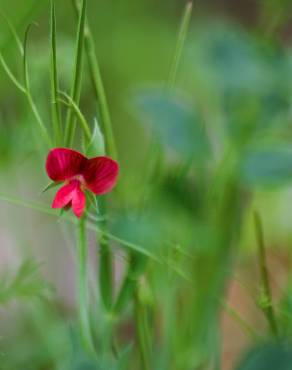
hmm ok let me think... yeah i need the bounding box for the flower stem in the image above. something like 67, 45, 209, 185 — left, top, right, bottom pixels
77, 217, 95, 356
253, 210, 279, 338
98, 198, 113, 310
134, 288, 151, 370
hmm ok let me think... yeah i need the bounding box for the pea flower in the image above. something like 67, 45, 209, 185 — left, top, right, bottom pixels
45, 148, 119, 218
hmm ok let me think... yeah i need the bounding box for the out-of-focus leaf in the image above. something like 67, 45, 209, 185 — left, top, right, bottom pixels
241, 145, 292, 187
236, 341, 292, 370
134, 89, 210, 159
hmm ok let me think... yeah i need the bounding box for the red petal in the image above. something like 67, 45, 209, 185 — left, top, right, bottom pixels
72, 188, 86, 218
46, 148, 86, 181
52, 182, 77, 209
82, 156, 119, 195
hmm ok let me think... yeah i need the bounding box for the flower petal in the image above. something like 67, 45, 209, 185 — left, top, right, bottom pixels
46, 148, 86, 181
72, 188, 86, 218
82, 156, 119, 195
52, 182, 77, 209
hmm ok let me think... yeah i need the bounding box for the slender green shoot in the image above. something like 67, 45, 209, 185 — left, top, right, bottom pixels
253, 211, 279, 338
64, 0, 87, 147
222, 301, 261, 341
77, 217, 96, 356
134, 288, 151, 370
168, 0, 193, 89
50, 0, 62, 145
0, 9, 24, 54
71, 0, 117, 160
58, 91, 91, 143
0, 53, 26, 93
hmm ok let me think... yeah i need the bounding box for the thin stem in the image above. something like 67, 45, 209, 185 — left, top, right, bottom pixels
253, 210, 279, 338
167, 0, 193, 89
50, 0, 62, 145
64, 0, 87, 147
222, 301, 261, 341
77, 217, 96, 356
98, 198, 113, 310
134, 288, 151, 370
71, 0, 118, 313
114, 254, 146, 314
71, 0, 117, 160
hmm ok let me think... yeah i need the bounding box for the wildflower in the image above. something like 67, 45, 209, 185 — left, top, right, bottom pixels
45, 148, 119, 218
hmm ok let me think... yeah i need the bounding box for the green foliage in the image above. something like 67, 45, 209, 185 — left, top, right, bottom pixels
0, 260, 52, 303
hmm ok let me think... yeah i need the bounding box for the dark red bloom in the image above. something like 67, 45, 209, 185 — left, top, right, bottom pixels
46, 148, 119, 218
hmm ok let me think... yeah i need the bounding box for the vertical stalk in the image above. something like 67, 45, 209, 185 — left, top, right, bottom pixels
134, 288, 151, 370
98, 198, 113, 310
71, 0, 117, 311
64, 0, 87, 147
253, 211, 279, 338
50, 0, 62, 145
167, 1, 193, 89
77, 217, 95, 355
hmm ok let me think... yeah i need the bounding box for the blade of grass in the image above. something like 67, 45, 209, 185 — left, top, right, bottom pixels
64, 0, 87, 147
50, 0, 62, 146
167, 0, 193, 89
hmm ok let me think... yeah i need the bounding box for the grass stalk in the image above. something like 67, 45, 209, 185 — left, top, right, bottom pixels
253, 211, 279, 338
167, 0, 193, 89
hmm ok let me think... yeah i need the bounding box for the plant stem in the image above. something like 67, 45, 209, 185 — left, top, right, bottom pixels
77, 217, 95, 356
168, 0, 193, 89
50, 0, 62, 146
71, 0, 117, 160
71, 0, 118, 312
253, 210, 279, 338
134, 288, 151, 370
64, 0, 87, 147
98, 198, 113, 310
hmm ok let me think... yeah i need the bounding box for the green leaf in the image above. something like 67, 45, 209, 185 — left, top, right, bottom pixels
241, 145, 292, 188
236, 342, 292, 370
134, 89, 210, 160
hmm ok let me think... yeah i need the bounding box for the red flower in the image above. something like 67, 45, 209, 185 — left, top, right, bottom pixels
45, 148, 119, 218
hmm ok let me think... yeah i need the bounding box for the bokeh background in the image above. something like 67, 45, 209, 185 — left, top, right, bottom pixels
1, 0, 292, 369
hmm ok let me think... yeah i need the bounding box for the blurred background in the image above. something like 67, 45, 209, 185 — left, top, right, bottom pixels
1, 0, 292, 369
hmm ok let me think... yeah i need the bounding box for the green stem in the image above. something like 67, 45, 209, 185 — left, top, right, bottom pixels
134, 288, 151, 370
167, 0, 193, 89
50, 0, 62, 146
253, 211, 279, 338
71, 0, 117, 159
64, 0, 87, 147
114, 254, 146, 314
98, 198, 113, 310
77, 217, 95, 356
